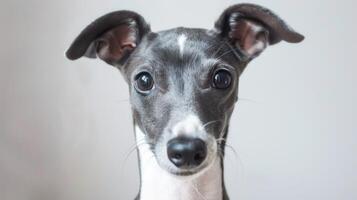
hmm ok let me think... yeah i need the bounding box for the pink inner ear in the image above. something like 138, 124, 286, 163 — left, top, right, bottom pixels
230, 19, 268, 58
96, 25, 137, 64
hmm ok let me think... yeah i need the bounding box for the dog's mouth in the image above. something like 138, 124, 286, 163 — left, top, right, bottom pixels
167, 167, 204, 176
160, 152, 223, 178
155, 154, 217, 177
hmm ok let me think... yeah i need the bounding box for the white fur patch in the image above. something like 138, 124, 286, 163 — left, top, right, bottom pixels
172, 114, 203, 137
135, 126, 223, 200
247, 40, 266, 55
248, 21, 263, 32
177, 34, 187, 57
245, 21, 268, 56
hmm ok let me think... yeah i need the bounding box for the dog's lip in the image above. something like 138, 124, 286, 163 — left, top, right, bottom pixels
171, 170, 198, 176
161, 160, 211, 177
167, 166, 205, 176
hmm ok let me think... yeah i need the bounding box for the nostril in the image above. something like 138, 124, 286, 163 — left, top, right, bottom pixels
173, 153, 182, 160
194, 151, 206, 162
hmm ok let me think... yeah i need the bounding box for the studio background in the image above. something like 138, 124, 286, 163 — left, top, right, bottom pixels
0, 0, 356, 200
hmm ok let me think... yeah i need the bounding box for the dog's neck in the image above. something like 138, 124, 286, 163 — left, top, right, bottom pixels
135, 125, 224, 200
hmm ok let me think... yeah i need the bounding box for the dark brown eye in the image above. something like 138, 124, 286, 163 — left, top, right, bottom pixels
212, 69, 232, 89
135, 72, 154, 93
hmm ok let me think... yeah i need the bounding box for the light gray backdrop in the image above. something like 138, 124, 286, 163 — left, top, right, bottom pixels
0, 0, 356, 200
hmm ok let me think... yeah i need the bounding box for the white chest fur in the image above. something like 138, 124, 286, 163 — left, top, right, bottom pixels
135, 126, 223, 200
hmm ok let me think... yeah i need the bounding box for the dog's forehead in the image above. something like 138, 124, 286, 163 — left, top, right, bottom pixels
155, 27, 218, 48
126, 27, 241, 77
142, 28, 221, 62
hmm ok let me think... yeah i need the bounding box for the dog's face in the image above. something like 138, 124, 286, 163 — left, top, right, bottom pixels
66, 4, 303, 176
127, 29, 241, 175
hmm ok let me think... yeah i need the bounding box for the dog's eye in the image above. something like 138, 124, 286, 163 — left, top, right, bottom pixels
135, 72, 154, 93
212, 69, 232, 89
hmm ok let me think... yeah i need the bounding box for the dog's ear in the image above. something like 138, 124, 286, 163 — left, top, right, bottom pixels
214, 3, 304, 60
66, 11, 150, 66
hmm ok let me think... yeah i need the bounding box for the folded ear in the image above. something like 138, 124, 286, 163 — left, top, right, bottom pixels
66, 11, 150, 66
214, 3, 304, 60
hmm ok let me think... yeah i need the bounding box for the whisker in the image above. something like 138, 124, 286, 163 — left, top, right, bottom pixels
119, 139, 154, 179
120, 142, 145, 170
211, 41, 227, 58
123, 141, 146, 162
216, 137, 226, 143
225, 144, 239, 160
216, 138, 239, 159
202, 120, 222, 129
237, 97, 259, 103
189, 182, 208, 200
216, 138, 245, 180
217, 116, 228, 139
214, 42, 238, 60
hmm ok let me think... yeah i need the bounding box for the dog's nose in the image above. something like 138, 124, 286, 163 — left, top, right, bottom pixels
167, 137, 207, 168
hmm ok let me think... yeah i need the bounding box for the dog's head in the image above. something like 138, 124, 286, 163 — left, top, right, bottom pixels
66, 3, 303, 176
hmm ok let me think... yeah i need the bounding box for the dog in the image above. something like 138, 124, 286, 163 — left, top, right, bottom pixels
66, 3, 304, 200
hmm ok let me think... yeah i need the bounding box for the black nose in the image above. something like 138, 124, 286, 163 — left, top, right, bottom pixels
167, 137, 207, 168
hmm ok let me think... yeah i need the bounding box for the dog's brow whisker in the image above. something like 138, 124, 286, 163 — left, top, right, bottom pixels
212, 44, 225, 57
214, 41, 238, 60
215, 49, 236, 61
209, 39, 227, 57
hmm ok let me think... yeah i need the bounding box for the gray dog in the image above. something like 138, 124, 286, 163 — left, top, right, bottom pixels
66, 3, 304, 200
